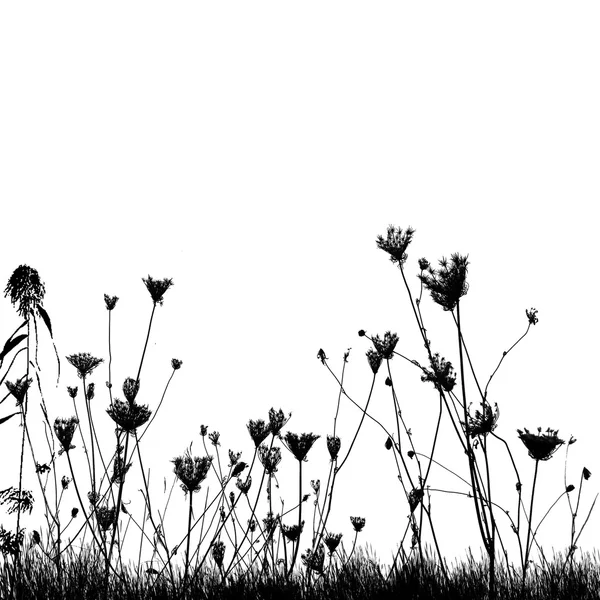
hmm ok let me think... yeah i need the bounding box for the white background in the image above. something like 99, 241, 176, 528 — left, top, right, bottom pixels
0, 2, 598, 567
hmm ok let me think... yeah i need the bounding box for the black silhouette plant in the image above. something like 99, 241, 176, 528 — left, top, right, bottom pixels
468, 402, 500, 438
420, 353, 456, 393
106, 398, 151, 434
247, 419, 270, 447
518, 428, 564, 462
172, 451, 213, 494
419, 253, 469, 311
4, 265, 46, 318
142, 276, 173, 306
372, 331, 399, 360
66, 353, 103, 379
283, 432, 320, 462
53, 417, 78, 454
376, 225, 415, 266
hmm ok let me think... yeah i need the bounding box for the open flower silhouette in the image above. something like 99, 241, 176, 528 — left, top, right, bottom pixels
517, 427, 564, 461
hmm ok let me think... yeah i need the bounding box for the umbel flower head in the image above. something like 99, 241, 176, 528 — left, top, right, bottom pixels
372, 331, 399, 360
258, 445, 282, 475
106, 398, 151, 434
376, 225, 415, 267
54, 417, 79, 454
283, 431, 320, 462
366, 348, 383, 374
142, 276, 173, 306
281, 521, 304, 542
212, 540, 225, 567
247, 419, 270, 447
122, 378, 140, 403
4, 265, 46, 318
5, 376, 32, 406
421, 353, 456, 393
172, 450, 212, 494
327, 435, 341, 461
301, 544, 325, 573
66, 353, 103, 379
104, 294, 119, 311
517, 427, 565, 461
95, 505, 117, 531
419, 253, 469, 311
468, 402, 500, 438
268, 408, 290, 436
324, 532, 343, 555
350, 516, 366, 532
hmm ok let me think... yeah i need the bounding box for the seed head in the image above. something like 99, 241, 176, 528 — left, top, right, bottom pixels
583, 467, 592, 481
53, 417, 78, 454
421, 353, 456, 393
212, 540, 225, 567
71, 507, 78, 518
372, 331, 399, 360
122, 378, 140, 403
262, 512, 278, 538
418, 258, 430, 271
366, 349, 383, 374
172, 451, 212, 494
111, 456, 132, 484
324, 532, 343, 555
258, 445, 282, 475
104, 295, 119, 311
95, 505, 117, 531
5, 377, 32, 406
350, 516, 366, 532
67, 386, 78, 399
66, 353, 103, 379
408, 488, 424, 513
247, 419, 270, 447
200, 424, 208, 437
61, 476, 71, 490
376, 225, 415, 267
419, 253, 469, 311
283, 431, 320, 462
268, 408, 290, 436
142, 276, 173, 306
301, 544, 325, 573
281, 521, 304, 542
171, 358, 182, 370
231, 461, 247, 478
236, 475, 252, 495
208, 431, 221, 447
467, 402, 500, 438
526, 308, 539, 326
86, 382, 95, 401
517, 427, 565, 461
327, 435, 341, 461
107, 398, 151, 434
4, 265, 46, 318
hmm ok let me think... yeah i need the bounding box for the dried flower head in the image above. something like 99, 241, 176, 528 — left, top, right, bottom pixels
283, 431, 320, 462
372, 331, 399, 360
200, 424, 208, 437
66, 353, 103, 379
301, 544, 325, 573
107, 398, 151, 434
61, 476, 71, 490
268, 408, 290, 436
317, 348, 327, 364
419, 253, 469, 311
327, 435, 341, 461
86, 382, 95, 401
248, 518, 257, 533
142, 276, 173, 306
258, 445, 282, 475
526, 308, 539, 326
67, 386, 78, 399
231, 461, 247, 478
468, 402, 500, 438
583, 467, 592, 481
247, 419, 270, 447
95, 505, 117, 531
385, 437, 393, 450
171, 358, 182, 370
111, 456, 132, 484
4, 265, 46, 318
281, 521, 304, 542
324, 532, 343, 555
122, 378, 140, 403
5, 377, 32, 406
421, 353, 456, 393
228, 450, 241, 467
408, 488, 424, 513
418, 258, 430, 271
53, 417, 79, 454
104, 295, 119, 311
212, 540, 225, 567
366, 349, 383, 374
350, 516, 366, 532
172, 451, 212, 494
376, 225, 415, 267
236, 475, 252, 495
87, 491, 100, 506
208, 431, 221, 447
263, 512, 278, 538
71, 507, 78, 519
517, 427, 565, 461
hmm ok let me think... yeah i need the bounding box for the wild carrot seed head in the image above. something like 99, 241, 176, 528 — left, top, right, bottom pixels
4, 265, 46, 318
106, 398, 151, 434
5, 377, 32, 406
327, 435, 341, 461
247, 419, 270, 447
372, 331, 399, 360
53, 417, 78, 454
283, 431, 320, 462
376, 225, 415, 267
104, 294, 119, 311
350, 516, 366, 532
66, 353, 103, 379
517, 427, 565, 461
418, 253, 469, 311
142, 276, 173, 306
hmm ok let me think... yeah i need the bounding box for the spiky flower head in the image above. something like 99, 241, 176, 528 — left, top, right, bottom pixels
53, 417, 78, 454
327, 435, 341, 461
468, 402, 500, 438
95, 505, 117, 531
172, 451, 212, 494
142, 276, 173, 306
421, 353, 456, 393
301, 544, 325, 573
111, 456, 132, 484
419, 253, 469, 311
268, 408, 290, 436
212, 540, 225, 567
4, 265, 46, 318
372, 331, 399, 360
376, 225, 415, 267
517, 427, 565, 461
66, 353, 103, 379
283, 431, 320, 462
104, 295, 119, 311
122, 378, 140, 403
281, 521, 304, 542
208, 431, 221, 447
247, 419, 270, 447
526, 308, 539, 326
228, 450, 241, 467
258, 445, 282, 475
324, 532, 343, 555
366, 349, 383, 374
106, 398, 151, 434
5, 377, 32, 406
350, 516, 365, 532
171, 358, 182, 370
236, 475, 252, 495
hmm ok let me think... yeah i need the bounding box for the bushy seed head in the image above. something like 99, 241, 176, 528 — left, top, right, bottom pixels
372, 331, 399, 360
468, 402, 500, 438
268, 408, 290, 436
283, 431, 320, 462
106, 398, 151, 434
517, 427, 565, 461
95, 505, 117, 531
236, 475, 252, 495
142, 276, 173, 306
104, 295, 119, 311
172, 451, 213, 494
212, 540, 225, 567
376, 225, 415, 267
258, 445, 282, 475
366, 349, 383, 374
53, 417, 78, 454
419, 253, 469, 311
67, 386, 78, 399
4, 265, 46, 317
66, 353, 103, 379
171, 358, 182, 370
281, 521, 304, 542
350, 516, 365, 532
247, 419, 270, 447
324, 532, 343, 555
327, 435, 341, 461
526, 308, 539, 326
122, 378, 140, 403
301, 544, 325, 573
421, 353, 456, 393
5, 377, 32, 406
